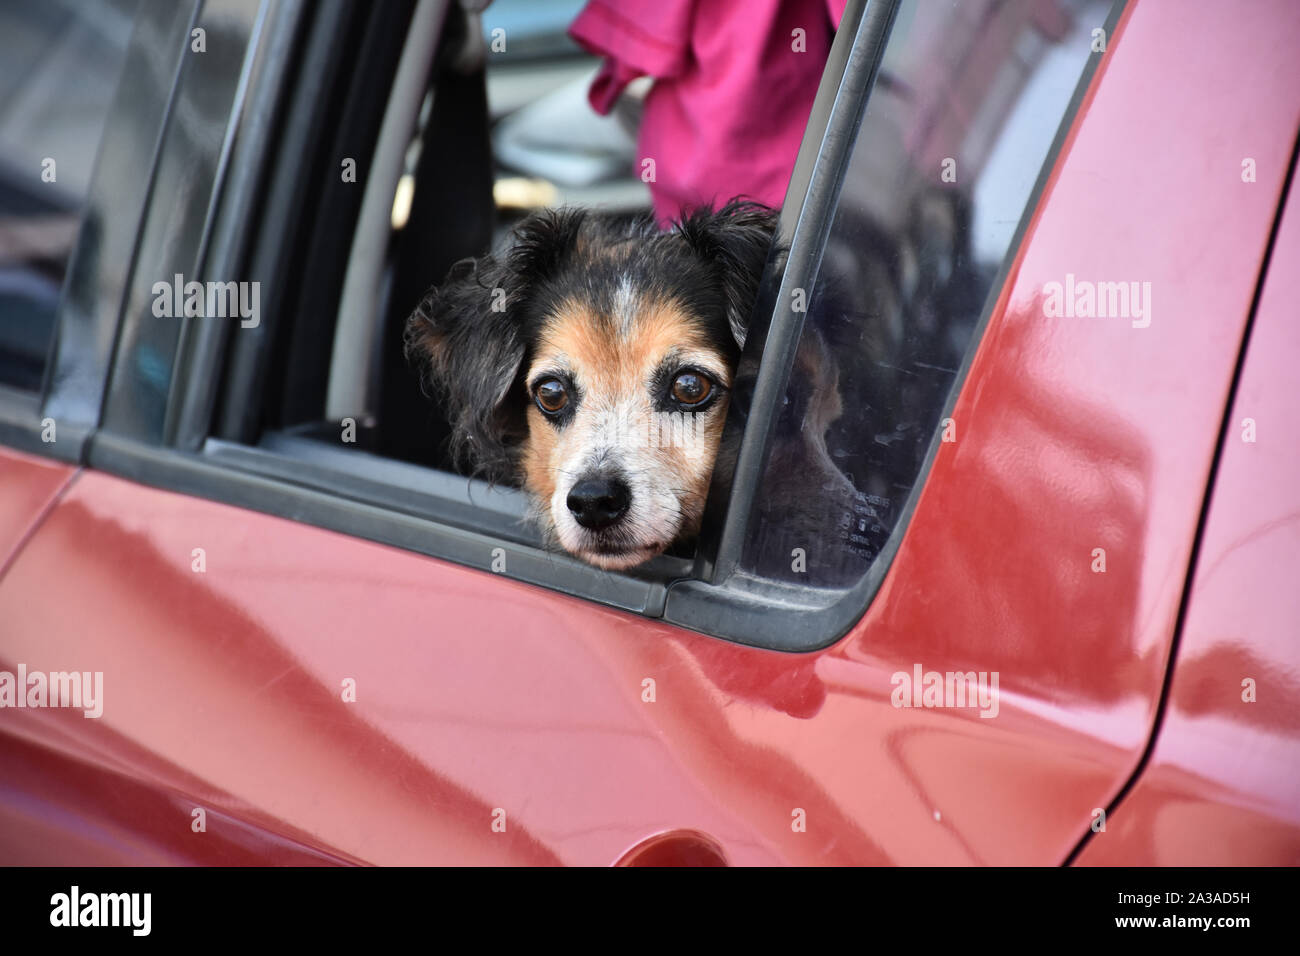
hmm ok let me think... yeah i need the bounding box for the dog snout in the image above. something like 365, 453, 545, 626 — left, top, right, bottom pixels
566, 476, 631, 530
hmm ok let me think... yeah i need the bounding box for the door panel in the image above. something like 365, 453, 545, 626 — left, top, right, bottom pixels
0, 449, 74, 572
0, 472, 847, 865
1076, 155, 1300, 866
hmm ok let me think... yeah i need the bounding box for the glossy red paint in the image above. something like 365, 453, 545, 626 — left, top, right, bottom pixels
1076, 162, 1300, 867
0, 449, 75, 571
1, 0, 1298, 865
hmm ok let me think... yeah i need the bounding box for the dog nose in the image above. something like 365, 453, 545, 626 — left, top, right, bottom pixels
567, 477, 631, 530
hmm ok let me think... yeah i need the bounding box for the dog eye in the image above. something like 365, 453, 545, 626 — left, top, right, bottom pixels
671, 371, 712, 406
534, 378, 568, 413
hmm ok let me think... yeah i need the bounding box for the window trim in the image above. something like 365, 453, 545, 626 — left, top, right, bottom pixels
169, 0, 307, 452
88, 428, 677, 617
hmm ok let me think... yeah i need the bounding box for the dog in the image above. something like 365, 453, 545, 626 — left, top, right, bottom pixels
405, 199, 778, 570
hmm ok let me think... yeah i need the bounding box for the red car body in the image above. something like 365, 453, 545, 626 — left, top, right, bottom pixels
1, 0, 1297, 865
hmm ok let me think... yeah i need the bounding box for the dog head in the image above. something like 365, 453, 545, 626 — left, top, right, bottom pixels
406, 200, 778, 569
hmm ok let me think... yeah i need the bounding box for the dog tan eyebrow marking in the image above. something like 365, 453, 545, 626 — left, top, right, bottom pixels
535, 296, 731, 403
526, 353, 572, 384
645, 350, 733, 400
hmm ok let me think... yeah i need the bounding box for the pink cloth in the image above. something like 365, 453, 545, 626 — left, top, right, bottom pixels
570, 0, 846, 224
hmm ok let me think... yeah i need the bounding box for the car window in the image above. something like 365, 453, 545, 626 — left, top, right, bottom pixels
0, 0, 137, 392
737, 0, 1115, 587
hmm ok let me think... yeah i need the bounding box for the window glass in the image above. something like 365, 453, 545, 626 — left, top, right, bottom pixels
0, 0, 137, 391
740, 0, 1114, 585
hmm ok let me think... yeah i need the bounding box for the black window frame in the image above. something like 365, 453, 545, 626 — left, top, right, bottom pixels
666, 0, 1128, 649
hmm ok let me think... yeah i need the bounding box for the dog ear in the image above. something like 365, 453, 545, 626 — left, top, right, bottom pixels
676, 199, 779, 349
405, 255, 523, 480
404, 208, 588, 481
